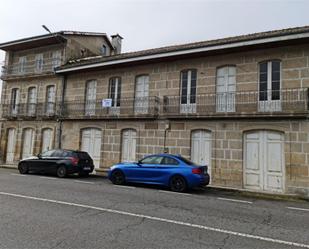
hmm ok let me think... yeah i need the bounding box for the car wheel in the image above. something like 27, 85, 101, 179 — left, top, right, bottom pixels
56, 166, 67, 178
18, 162, 29, 174
111, 170, 125, 185
78, 172, 89, 177
170, 175, 187, 192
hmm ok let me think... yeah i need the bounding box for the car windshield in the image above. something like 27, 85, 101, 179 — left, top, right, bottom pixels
176, 156, 198, 166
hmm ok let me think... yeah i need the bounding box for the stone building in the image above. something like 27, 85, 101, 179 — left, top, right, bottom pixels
0, 31, 118, 164
1, 27, 309, 197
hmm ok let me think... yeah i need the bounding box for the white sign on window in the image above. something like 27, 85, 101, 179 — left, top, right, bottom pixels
102, 99, 112, 107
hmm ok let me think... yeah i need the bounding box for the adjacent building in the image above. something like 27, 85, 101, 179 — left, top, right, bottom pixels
1, 27, 309, 197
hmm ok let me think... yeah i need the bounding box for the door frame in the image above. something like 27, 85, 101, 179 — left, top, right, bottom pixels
120, 128, 137, 162
21, 128, 35, 159
80, 127, 102, 170
190, 129, 212, 180
5, 128, 16, 163
243, 130, 285, 193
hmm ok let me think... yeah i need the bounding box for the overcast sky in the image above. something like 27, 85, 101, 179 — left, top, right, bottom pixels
1, 0, 309, 91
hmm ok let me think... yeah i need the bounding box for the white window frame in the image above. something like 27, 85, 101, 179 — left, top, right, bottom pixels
258, 60, 282, 112
180, 69, 197, 113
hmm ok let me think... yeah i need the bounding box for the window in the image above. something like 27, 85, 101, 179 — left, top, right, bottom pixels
161, 157, 179, 165
46, 85, 55, 114
101, 45, 107, 55
52, 51, 61, 68
140, 156, 164, 164
180, 69, 197, 113
134, 75, 149, 114
181, 69, 197, 104
40, 150, 55, 157
259, 61, 281, 101
35, 54, 44, 72
11, 88, 20, 115
216, 66, 236, 112
85, 80, 97, 115
27, 87, 37, 116
18, 56, 26, 73
176, 156, 197, 166
51, 150, 64, 157
109, 77, 121, 107
258, 60, 281, 112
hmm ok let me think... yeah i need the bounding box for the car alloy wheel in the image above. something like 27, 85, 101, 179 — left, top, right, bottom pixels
170, 175, 187, 192
18, 163, 29, 174
57, 166, 67, 178
111, 170, 125, 185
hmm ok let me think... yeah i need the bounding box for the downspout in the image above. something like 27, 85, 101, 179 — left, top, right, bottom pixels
58, 74, 67, 149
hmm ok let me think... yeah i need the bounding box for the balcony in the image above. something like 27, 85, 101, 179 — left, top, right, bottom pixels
1, 58, 61, 79
1, 102, 58, 120
163, 88, 309, 119
60, 96, 160, 120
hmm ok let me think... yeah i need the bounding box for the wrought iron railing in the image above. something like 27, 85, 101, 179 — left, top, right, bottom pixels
1, 102, 58, 119
60, 96, 160, 119
1, 58, 61, 78
1, 89, 308, 120
163, 88, 309, 117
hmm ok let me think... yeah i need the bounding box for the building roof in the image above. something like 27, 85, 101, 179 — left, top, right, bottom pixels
0, 31, 113, 51
56, 25, 309, 73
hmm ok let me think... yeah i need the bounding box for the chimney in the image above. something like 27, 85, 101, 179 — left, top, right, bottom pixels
111, 34, 123, 55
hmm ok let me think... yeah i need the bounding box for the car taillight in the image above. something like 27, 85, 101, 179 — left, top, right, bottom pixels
69, 157, 79, 166
192, 168, 202, 174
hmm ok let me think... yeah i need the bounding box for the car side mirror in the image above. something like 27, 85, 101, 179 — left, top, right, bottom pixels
37, 153, 42, 159
137, 160, 142, 166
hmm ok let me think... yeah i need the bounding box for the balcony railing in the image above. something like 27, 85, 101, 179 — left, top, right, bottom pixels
60, 96, 160, 119
1, 89, 308, 120
1, 102, 58, 119
1, 58, 61, 78
163, 88, 309, 118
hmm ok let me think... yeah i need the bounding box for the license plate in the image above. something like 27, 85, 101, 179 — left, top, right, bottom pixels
83, 167, 91, 170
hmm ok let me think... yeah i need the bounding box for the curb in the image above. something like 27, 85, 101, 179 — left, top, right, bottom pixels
0, 164, 18, 170
206, 185, 309, 202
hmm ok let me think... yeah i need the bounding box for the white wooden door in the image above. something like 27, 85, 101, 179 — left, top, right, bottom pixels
46, 86, 55, 114
85, 81, 97, 116
6, 128, 16, 163
22, 129, 35, 159
42, 129, 53, 152
134, 75, 149, 114
216, 66, 236, 112
28, 87, 37, 116
191, 130, 212, 179
121, 129, 137, 162
244, 131, 284, 193
81, 129, 102, 170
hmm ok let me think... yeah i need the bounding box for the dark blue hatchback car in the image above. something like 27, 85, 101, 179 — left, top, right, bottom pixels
108, 154, 210, 192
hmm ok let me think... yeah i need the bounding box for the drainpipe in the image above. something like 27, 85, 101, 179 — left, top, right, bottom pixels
163, 122, 170, 153
58, 74, 67, 149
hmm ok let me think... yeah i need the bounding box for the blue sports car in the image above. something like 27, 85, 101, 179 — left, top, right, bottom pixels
108, 154, 210, 192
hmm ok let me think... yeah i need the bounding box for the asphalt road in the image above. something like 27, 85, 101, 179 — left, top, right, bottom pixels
0, 168, 309, 249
